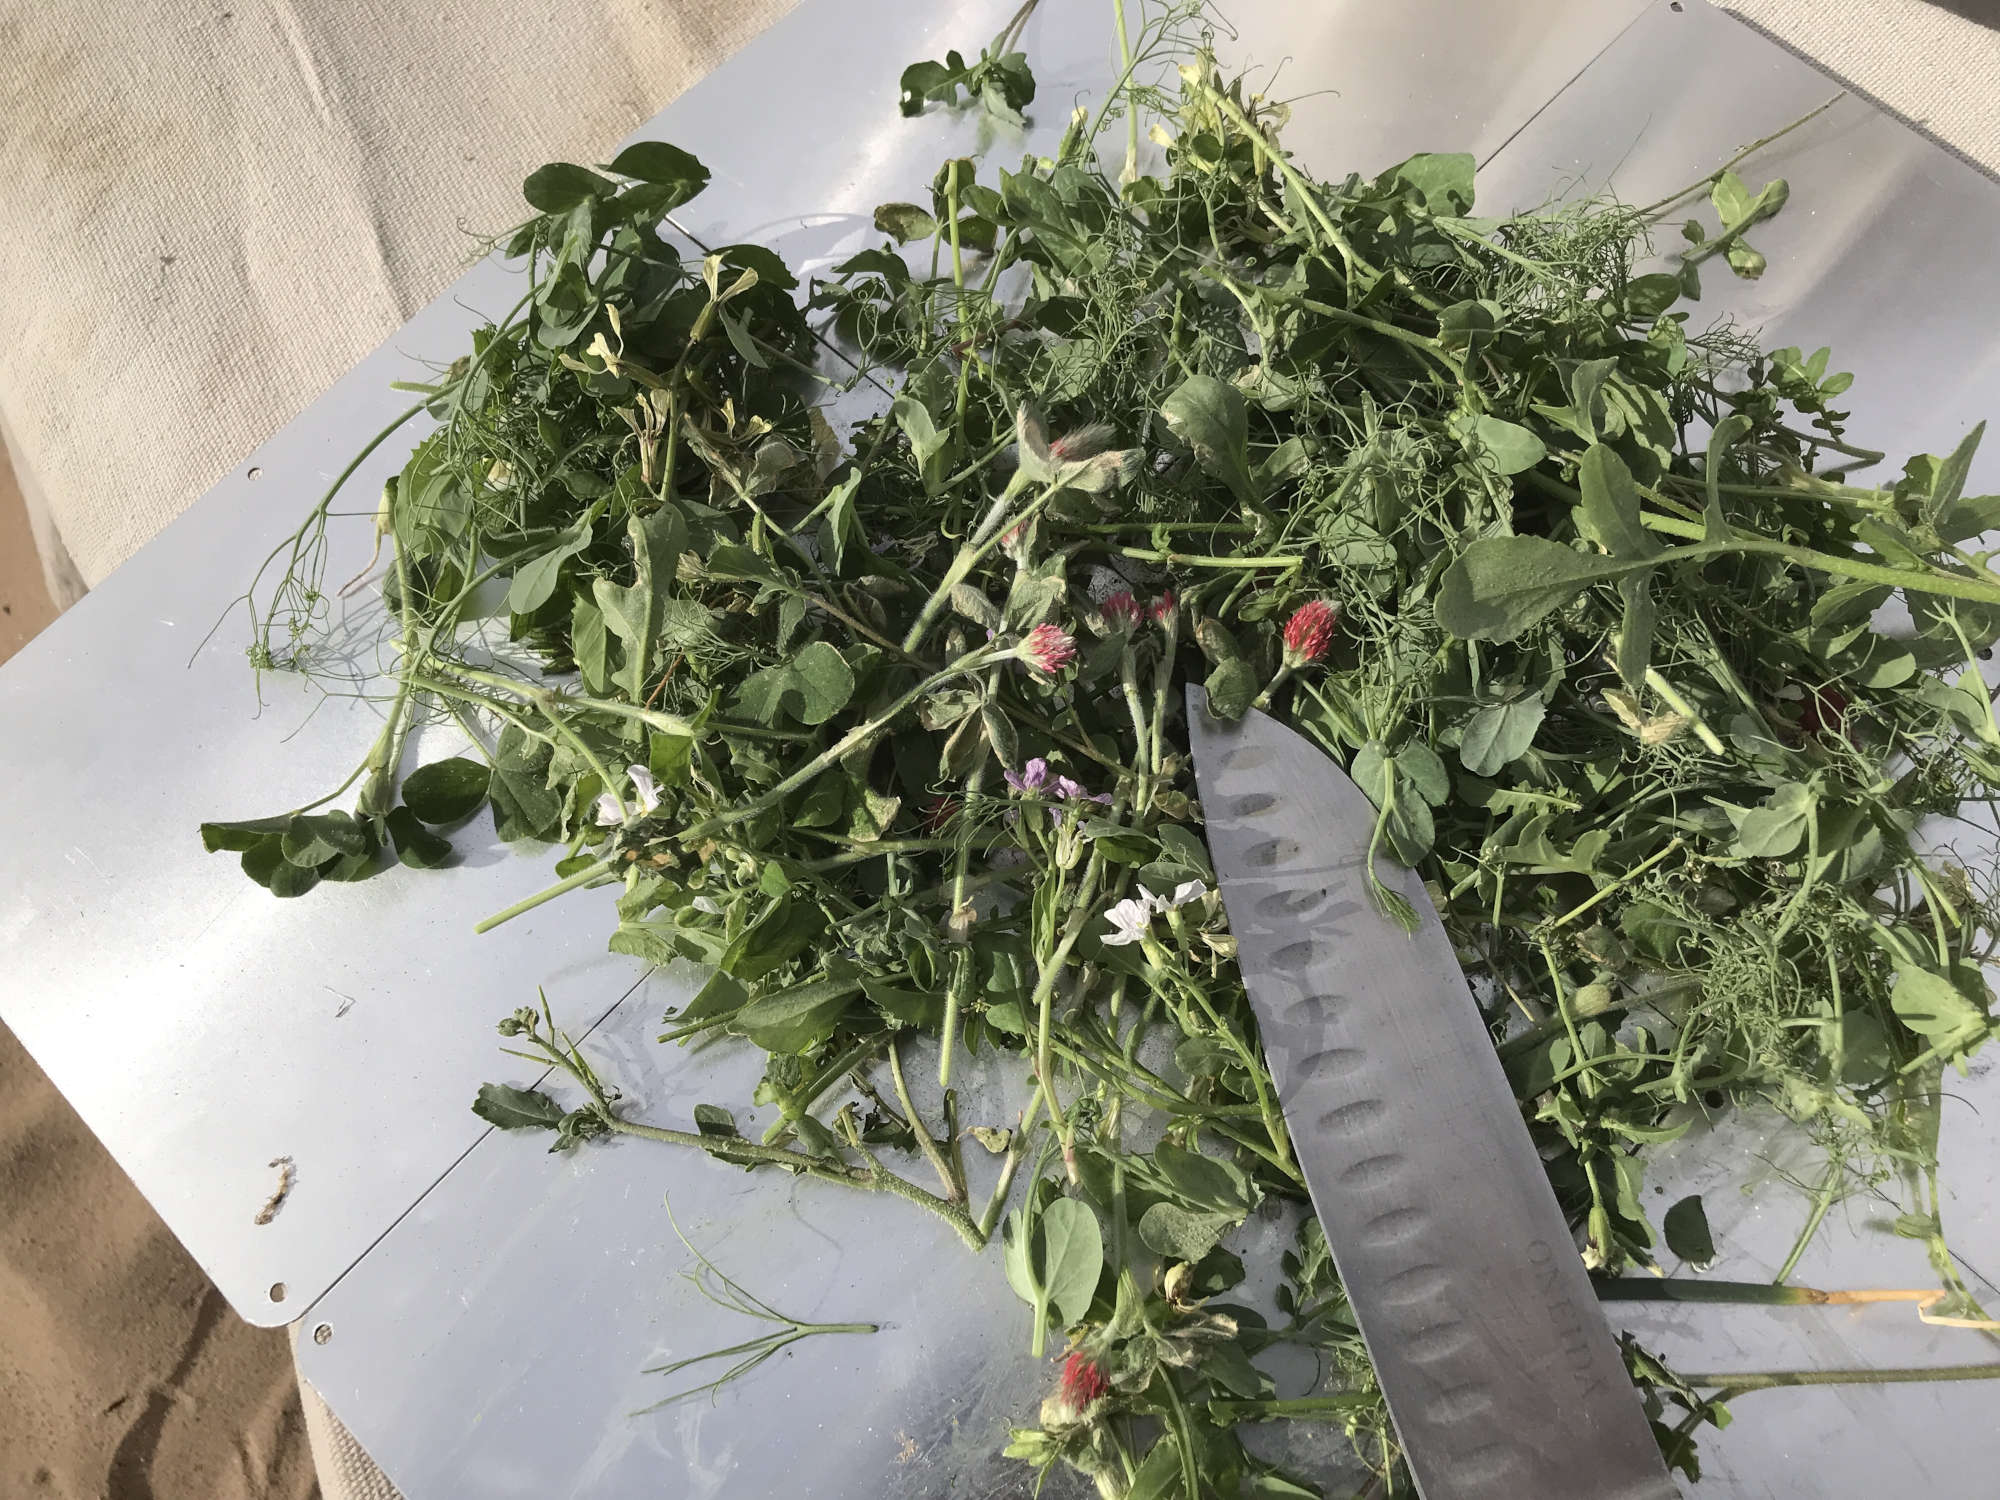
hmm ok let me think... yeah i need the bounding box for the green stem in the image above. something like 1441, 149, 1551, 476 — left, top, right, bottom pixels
474, 858, 618, 933
1680, 1363, 2000, 1392
607, 1115, 986, 1250
889, 1037, 963, 1202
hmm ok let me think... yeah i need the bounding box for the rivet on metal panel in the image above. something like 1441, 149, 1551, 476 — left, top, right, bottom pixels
312, 1323, 333, 1345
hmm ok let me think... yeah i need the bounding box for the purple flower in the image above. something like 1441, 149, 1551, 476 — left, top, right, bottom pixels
1005, 758, 1051, 795
1053, 775, 1111, 805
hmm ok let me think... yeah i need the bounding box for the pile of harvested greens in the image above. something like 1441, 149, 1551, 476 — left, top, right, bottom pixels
206, 5, 2000, 1492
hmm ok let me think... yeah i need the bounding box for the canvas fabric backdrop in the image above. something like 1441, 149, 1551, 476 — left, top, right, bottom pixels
0, 1, 1995, 1497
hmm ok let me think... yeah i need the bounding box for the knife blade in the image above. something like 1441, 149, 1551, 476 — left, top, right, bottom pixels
1187, 688, 1677, 1500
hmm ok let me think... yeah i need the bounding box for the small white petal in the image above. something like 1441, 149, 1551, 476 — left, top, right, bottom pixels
1102, 896, 1154, 946
628, 764, 661, 814
1169, 880, 1209, 909
593, 792, 624, 827
1138, 885, 1168, 913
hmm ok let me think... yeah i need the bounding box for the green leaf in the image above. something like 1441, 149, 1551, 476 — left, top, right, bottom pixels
1125, 1441, 1184, 1500
402, 757, 491, 825
872, 201, 937, 243
472, 1083, 566, 1131
242, 835, 323, 898
1138, 1202, 1235, 1263
1458, 694, 1545, 776
1615, 574, 1656, 690
1890, 965, 1987, 1042
1383, 151, 1475, 214
594, 506, 688, 700
603, 140, 710, 202
201, 816, 292, 853
733, 641, 856, 728
1436, 536, 1638, 642
1161, 374, 1260, 512
719, 894, 826, 981
1664, 1195, 1716, 1267
1203, 658, 1260, 721
1038, 1198, 1104, 1327
734, 973, 863, 1053
1153, 1142, 1252, 1212
489, 724, 564, 842
893, 396, 954, 495
1576, 443, 1659, 559
523, 162, 615, 214
572, 594, 610, 696
386, 806, 454, 869
1729, 782, 1813, 859
1473, 417, 1545, 476
506, 523, 593, 616
281, 813, 368, 867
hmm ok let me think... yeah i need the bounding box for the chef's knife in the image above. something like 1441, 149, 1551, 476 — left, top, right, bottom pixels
1187, 688, 1678, 1500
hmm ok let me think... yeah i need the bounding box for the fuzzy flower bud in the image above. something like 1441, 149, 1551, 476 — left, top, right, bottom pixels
1281, 599, 1340, 666
1099, 590, 1144, 634
1050, 1352, 1109, 1419
1149, 590, 1179, 630
1020, 623, 1078, 676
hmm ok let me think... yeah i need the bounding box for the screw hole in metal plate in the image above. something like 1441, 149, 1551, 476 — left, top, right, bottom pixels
313, 1323, 333, 1345
268, 1281, 287, 1303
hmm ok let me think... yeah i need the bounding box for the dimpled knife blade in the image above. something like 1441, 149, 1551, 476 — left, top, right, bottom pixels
1187, 689, 1678, 1500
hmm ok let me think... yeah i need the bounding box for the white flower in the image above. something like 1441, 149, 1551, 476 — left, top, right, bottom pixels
628, 764, 661, 814
593, 764, 664, 827
1142, 880, 1210, 913
1102, 896, 1155, 947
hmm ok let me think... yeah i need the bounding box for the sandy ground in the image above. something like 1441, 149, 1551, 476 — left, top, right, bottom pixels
0, 445, 318, 1499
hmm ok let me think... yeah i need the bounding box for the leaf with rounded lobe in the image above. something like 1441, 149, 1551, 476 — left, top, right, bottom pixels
1437, 536, 1638, 642
603, 141, 710, 200
872, 202, 938, 243
387, 807, 454, 869
1664, 1195, 1716, 1267
1039, 1198, 1104, 1328
1890, 965, 1987, 1042
1729, 782, 1813, 859
1138, 1201, 1235, 1263
402, 757, 491, 826
1161, 374, 1258, 509
506, 523, 593, 617
472, 1083, 565, 1132
1459, 695, 1546, 777
1473, 417, 1545, 476
523, 162, 615, 214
